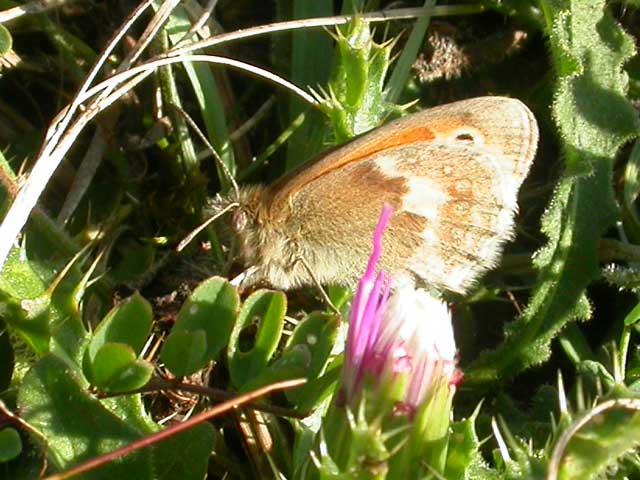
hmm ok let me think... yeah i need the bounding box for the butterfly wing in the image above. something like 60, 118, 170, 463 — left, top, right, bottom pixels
266, 97, 538, 293
269, 97, 537, 208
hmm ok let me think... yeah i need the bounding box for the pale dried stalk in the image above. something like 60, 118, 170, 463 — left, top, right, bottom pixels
56, 107, 121, 225
80, 54, 318, 106
0, 0, 74, 24
0, 0, 157, 266
0, 4, 483, 269
167, 5, 481, 58
54, 0, 183, 222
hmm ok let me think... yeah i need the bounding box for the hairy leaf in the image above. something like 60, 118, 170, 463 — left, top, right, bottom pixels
467, 0, 639, 386
18, 355, 213, 479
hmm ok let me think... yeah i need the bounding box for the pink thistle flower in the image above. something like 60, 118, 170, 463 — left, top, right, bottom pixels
340, 204, 460, 413
379, 286, 460, 414
341, 204, 393, 402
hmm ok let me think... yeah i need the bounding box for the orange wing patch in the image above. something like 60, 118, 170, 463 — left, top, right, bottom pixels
268, 121, 445, 208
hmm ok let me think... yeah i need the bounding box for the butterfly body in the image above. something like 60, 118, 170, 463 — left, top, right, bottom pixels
226, 97, 538, 293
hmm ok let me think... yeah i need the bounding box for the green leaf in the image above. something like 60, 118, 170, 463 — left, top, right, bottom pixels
327, 285, 351, 312
480, 0, 544, 28
20, 355, 155, 476
445, 410, 483, 480
169, 276, 238, 364
467, 0, 640, 387
286, 312, 338, 378
89, 292, 152, 356
291, 355, 342, 414
160, 329, 207, 377
0, 223, 93, 365
548, 2, 639, 170
0, 248, 51, 354
284, 312, 340, 407
556, 401, 640, 479
84, 292, 152, 383
91, 343, 153, 393
0, 24, 11, 58
624, 300, 640, 327
0, 247, 48, 300
228, 290, 286, 388
18, 354, 214, 479
240, 344, 309, 393
0, 427, 22, 463
151, 421, 215, 480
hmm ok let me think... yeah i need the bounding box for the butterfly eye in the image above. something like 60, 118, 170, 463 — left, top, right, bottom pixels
232, 209, 248, 232
455, 132, 475, 143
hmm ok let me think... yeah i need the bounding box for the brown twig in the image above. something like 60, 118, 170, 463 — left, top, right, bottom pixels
44, 378, 306, 480
98, 376, 308, 419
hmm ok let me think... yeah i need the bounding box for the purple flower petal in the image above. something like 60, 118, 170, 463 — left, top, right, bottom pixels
340, 203, 459, 411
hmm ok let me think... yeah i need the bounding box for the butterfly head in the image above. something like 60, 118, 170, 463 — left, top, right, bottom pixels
210, 185, 282, 286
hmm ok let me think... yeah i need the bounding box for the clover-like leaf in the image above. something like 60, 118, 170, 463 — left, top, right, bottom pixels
160, 329, 207, 378
228, 290, 286, 388
169, 276, 238, 364
284, 312, 339, 407
84, 292, 152, 383
91, 343, 152, 393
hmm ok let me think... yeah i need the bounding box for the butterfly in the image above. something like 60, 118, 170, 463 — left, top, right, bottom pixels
217, 97, 538, 294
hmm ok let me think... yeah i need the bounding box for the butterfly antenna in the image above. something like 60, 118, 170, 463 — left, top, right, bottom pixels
176, 201, 239, 252
230, 266, 258, 288
166, 103, 240, 198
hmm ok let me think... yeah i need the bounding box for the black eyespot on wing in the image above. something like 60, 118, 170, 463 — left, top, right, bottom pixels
455, 133, 475, 142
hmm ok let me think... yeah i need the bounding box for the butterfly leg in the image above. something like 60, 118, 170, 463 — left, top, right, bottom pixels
296, 256, 340, 315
